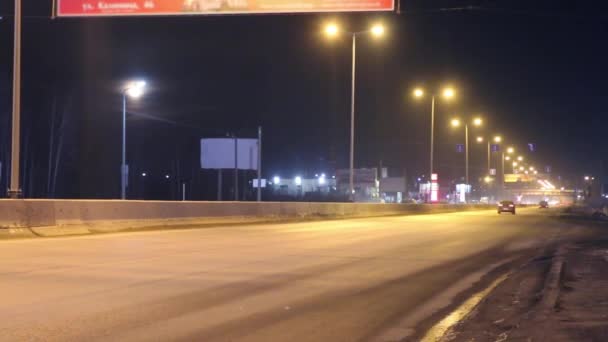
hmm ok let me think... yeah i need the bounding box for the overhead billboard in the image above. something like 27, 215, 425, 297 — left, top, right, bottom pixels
57, 0, 395, 17
201, 138, 259, 170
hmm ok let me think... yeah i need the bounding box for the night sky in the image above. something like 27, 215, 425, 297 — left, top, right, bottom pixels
0, 1, 607, 199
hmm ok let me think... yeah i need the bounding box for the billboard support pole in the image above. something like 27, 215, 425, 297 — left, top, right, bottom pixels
234, 136, 238, 201
218, 169, 222, 201
257, 126, 262, 202
8, 0, 22, 199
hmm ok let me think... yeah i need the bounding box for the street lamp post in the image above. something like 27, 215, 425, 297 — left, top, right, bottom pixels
502, 146, 514, 189
8, 0, 22, 198
477, 135, 501, 175
121, 81, 146, 200
325, 23, 384, 200
452, 117, 482, 186
413, 87, 455, 180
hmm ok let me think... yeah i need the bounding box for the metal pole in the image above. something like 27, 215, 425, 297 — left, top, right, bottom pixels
430, 95, 435, 178
234, 136, 238, 201
465, 124, 469, 185
121, 93, 127, 200
8, 0, 22, 198
218, 169, 222, 201
487, 141, 491, 174
501, 152, 505, 188
182, 182, 186, 201
349, 34, 357, 201
257, 126, 262, 202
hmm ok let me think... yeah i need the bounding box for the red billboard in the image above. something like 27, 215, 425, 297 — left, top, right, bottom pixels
56, 0, 395, 17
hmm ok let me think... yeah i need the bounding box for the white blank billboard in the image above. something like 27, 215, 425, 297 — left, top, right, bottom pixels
201, 138, 259, 170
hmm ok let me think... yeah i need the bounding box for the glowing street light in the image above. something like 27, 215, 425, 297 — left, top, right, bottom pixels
121, 79, 147, 200
513, 162, 518, 167
494, 136, 502, 143
517, 156, 524, 161
412, 86, 456, 182
273, 176, 281, 184
451, 117, 483, 186
507, 147, 515, 154
443, 88, 455, 99
476, 136, 484, 143
370, 24, 385, 38
324, 23, 339, 37
484, 176, 493, 184
295, 176, 302, 186
324, 23, 386, 198
505, 156, 511, 161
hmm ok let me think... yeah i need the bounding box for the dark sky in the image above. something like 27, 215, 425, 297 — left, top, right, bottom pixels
0, 0, 607, 199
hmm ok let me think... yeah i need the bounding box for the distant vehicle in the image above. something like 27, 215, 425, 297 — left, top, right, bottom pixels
498, 201, 516, 214
539, 200, 549, 208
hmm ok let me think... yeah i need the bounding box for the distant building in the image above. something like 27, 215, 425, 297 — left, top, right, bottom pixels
335, 168, 379, 202
269, 175, 336, 197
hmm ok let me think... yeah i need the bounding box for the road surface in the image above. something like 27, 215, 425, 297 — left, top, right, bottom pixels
0, 209, 585, 341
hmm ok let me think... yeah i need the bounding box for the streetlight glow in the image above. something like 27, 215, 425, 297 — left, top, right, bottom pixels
324, 23, 339, 37
513, 162, 518, 167
517, 156, 524, 161
507, 147, 515, 154
443, 88, 455, 99
370, 24, 385, 37
505, 156, 511, 161
494, 136, 502, 143
273, 176, 281, 184
125, 80, 146, 98
519, 166, 525, 171
484, 176, 493, 183
473, 118, 483, 126
413, 88, 424, 98
451, 118, 461, 127
476, 136, 484, 143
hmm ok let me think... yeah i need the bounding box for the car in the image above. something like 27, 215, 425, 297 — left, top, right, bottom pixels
539, 200, 549, 208
498, 200, 516, 214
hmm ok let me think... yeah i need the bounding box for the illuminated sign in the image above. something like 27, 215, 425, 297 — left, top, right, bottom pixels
57, 0, 395, 17
430, 173, 439, 202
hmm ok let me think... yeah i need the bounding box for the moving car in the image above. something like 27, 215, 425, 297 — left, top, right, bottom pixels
539, 200, 549, 208
498, 200, 516, 214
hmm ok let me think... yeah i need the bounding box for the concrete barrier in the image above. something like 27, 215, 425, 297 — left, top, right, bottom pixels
0, 199, 494, 238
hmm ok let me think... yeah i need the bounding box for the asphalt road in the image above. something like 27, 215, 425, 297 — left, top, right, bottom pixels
0, 208, 584, 341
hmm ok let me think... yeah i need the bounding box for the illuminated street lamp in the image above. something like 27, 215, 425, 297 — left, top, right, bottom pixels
507, 147, 515, 154
413, 86, 456, 182
517, 156, 524, 162
478, 134, 502, 174
451, 117, 482, 186
325, 22, 385, 199
484, 176, 493, 184
121, 80, 146, 200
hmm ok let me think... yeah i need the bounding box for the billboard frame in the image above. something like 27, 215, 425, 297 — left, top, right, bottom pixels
55, 0, 395, 18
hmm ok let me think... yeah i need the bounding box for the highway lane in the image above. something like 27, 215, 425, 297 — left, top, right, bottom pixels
0, 209, 585, 341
